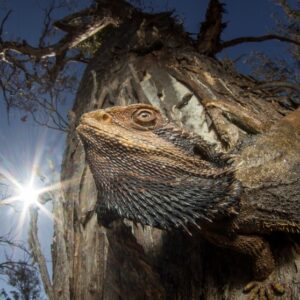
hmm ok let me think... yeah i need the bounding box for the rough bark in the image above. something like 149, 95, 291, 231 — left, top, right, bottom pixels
54, 10, 300, 300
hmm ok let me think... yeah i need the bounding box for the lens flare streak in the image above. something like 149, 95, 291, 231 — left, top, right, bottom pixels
0, 169, 79, 236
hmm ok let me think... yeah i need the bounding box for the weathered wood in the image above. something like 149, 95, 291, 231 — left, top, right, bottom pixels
55, 11, 300, 300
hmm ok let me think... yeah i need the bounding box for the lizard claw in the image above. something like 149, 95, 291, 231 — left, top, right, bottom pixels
243, 280, 285, 300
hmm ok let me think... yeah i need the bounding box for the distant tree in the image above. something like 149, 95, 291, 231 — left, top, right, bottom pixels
245, 0, 300, 106
3, 262, 41, 300
0, 234, 41, 300
0, 288, 10, 300
0, 185, 42, 299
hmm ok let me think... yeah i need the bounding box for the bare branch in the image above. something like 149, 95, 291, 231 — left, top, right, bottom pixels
0, 76, 11, 118
0, 10, 12, 41
249, 81, 300, 94
28, 207, 54, 300
218, 34, 300, 53
30, 112, 68, 132
1, 17, 117, 58
53, 7, 96, 32
0, 1, 134, 59
39, 2, 56, 48
277, 0, 300, 21
0, 261, 34, 273
197, 0, 226, 55
0, 235, 31, 256
0, 1, 135, 130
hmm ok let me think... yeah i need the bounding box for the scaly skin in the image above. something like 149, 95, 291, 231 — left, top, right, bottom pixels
77, 104, 300, 299
77, 104, 241, 230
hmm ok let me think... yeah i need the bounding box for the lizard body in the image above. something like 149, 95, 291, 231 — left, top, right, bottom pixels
77, 104, 300, 299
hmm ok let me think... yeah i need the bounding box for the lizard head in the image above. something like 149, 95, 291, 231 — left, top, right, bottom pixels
77, 104, 241, 231
77, 104, 168, 153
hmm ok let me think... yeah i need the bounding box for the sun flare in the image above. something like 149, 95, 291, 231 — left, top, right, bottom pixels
0, 127, 81, 240
18, 184, 39, 206
0, 161, 80, 238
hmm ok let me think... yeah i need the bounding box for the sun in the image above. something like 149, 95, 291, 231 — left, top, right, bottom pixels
18, 184, 39, 206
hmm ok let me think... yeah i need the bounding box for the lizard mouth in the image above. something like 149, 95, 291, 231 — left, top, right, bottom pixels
76, 121, 96, 138
76, 122, 121, 144
76, 120, 160, 153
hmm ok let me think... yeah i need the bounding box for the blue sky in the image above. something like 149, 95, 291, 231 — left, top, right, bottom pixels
0, 0, 294, 293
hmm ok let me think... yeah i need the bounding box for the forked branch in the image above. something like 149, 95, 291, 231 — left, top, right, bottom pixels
1, 16, 118, 58
218, 34, 300, 52
0, 1, 135, 130
197, 0, 226, 55
198, 1, 300, 55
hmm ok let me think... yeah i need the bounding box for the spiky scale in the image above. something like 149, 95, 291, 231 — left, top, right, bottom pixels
77, 104, 300, 300
77, 103, 240, 231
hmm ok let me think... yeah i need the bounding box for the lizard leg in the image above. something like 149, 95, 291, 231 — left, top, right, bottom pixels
201, 231, 285, 299
201, 98, 271, 149
202, 98, 270, 134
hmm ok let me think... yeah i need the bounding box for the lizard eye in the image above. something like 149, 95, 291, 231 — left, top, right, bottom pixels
132, 109, 157, 128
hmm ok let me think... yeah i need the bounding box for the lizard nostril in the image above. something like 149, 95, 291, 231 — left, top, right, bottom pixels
90, 112, 112, 123
101, 113, 111, 123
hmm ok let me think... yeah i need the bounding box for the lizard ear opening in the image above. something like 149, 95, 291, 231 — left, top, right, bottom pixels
131, 108, 158, 129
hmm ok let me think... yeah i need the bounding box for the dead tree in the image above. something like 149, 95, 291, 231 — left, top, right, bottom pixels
1, 0, 300, 299
56, 1, 300, 299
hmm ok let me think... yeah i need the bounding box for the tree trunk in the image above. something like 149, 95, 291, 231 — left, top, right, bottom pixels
53, 11, 300, 300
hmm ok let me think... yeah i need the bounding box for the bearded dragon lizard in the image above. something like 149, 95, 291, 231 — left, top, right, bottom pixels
77, 103, 300, 299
